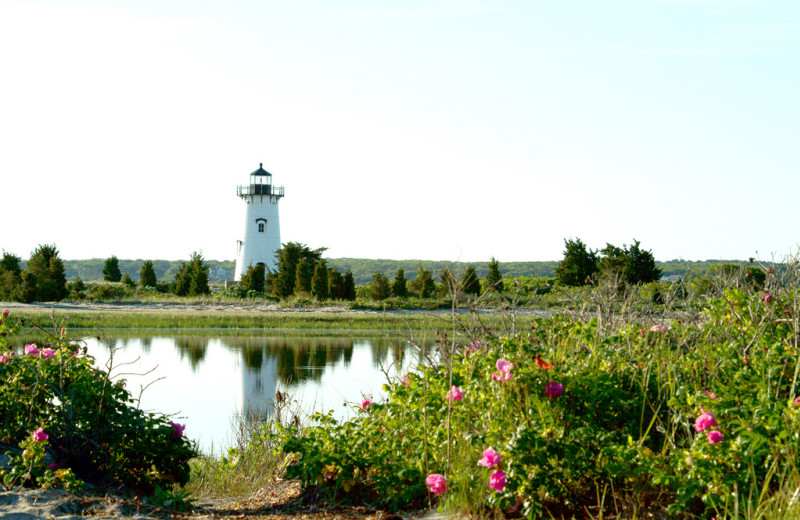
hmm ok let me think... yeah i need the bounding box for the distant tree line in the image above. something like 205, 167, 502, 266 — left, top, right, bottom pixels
0, 245, 211, 302
364, 256, 506, 301
49, 256, 760, 287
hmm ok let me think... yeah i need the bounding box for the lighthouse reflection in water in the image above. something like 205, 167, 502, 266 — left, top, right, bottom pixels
85, 334, 420, 453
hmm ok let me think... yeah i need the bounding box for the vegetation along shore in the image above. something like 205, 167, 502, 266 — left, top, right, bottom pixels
3, 238, 799, 519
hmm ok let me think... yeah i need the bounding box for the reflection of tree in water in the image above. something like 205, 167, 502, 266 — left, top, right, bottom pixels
232, 336, 418, 386
94, 332, 421, 386
174, 337, 209, 372
242, 347, 264, 370
369, 339, 410, 377
240, 338, 354, 384
139, 337, 152, 354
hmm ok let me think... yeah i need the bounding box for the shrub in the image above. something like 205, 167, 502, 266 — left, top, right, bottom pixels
276, 288, 800, 517
86, 283, 129, 300
121, 272, 136, 288
0, 313, 197, 493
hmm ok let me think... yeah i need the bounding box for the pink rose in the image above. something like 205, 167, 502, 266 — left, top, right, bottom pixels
360, 398, 374, 410
25, 344, 40, 355
794, 397, 800, 405
467, 340, 484, 354
33, 428, 49, 442
425, 473, 447, 495
2, 310, 8, 318
492, 359, 515, 382
545, 381, 564, 399
170, 422, 186, 438
694, 410, 717, 432
650, 324, 668, 333
764, 294, 772, 303
489, 470, 507, 492
41, 348, 56, 359
446, 386, 464, 401
705, 390, 718, 400
478, 448, 501, 469
706, 430, 723, 444
0, 353, 8, 364
402, 374, 412, 387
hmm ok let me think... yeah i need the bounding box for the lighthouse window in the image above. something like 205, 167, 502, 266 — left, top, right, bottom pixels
258, 222, 265, 232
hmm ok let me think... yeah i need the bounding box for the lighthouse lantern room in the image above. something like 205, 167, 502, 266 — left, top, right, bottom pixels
234, 163, 285, 281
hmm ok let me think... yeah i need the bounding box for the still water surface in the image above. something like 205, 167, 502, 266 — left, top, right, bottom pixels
81, 333, 424, 453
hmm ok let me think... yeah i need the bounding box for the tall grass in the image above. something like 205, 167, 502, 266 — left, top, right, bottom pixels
187, 390, 304, 500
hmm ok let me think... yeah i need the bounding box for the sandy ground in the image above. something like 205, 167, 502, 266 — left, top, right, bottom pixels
0, 479, 443, 520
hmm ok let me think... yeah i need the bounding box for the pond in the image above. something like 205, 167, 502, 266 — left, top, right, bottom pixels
79, 332, 426, 454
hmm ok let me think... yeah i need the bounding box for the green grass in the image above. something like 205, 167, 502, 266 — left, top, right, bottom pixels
8, 310, 475, 332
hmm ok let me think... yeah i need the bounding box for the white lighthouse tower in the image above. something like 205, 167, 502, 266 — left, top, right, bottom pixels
234, 163, 285, 281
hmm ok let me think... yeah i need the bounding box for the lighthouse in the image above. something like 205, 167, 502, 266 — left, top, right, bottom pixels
234, 163, 285, 281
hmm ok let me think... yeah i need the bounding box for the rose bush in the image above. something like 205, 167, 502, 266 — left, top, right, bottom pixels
274, 288, 800, 518
0, 312, 197, 493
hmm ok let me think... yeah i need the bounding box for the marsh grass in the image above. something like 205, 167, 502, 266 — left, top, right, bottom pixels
187, 390, 306, 500
8, 310, 446, 331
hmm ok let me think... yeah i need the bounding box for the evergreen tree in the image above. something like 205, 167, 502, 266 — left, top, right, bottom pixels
0, 251, 23, 301
486, 257, 504, 292
139, 260, 157, 288
597, 240, 661, 285
343, 269, 356, 301
439, 267, 458, 296
121, 272, 135, 288
414, 264, 435, 298
274, 242, 326, 298
23, 244, 67, 302
597, 243, 627, 285
370, 271, 391, 300
239, 263, 266, 293
311, 260, 329, 300
392, 268, 408, 298
172, 251, 209, 296
103, 255, 122, 282
328, 268, 345, 300
555, 238, 599, 287
294, 258, 314, 294
625, 240, 661, 284
189, 253, 210, 296
0, 251, 22, 276
462, 265, 481, 296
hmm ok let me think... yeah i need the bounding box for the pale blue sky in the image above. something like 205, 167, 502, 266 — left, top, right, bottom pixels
1, 1, 798, 263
